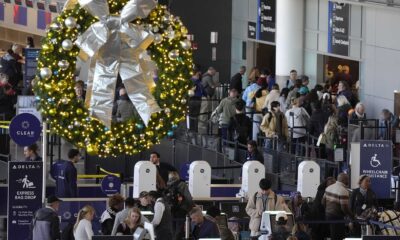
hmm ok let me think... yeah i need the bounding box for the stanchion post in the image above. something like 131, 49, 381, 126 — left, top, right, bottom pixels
42, 122, 48, 205
185, 215, 190, 239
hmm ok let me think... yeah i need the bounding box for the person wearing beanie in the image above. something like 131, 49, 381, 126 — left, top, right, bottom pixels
245, 178, 290, 237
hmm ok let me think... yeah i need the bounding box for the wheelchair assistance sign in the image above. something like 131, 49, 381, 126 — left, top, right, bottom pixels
360, 140, 392, 198
8, 161, 43, 240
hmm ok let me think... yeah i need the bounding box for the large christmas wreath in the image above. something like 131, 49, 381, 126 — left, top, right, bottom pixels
34, 0, 193, 157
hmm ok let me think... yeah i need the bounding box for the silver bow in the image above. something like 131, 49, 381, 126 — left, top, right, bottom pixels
75, 0, 161, 128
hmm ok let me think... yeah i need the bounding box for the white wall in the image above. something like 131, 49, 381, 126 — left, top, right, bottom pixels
363, 6, 400, 117
231, 0, 249, 76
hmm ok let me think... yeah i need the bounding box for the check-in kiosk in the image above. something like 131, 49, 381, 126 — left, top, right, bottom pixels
133, 161, 156, 198
189, 161, 211, 198
297, 161, 320, 198
239, 161, 265, 198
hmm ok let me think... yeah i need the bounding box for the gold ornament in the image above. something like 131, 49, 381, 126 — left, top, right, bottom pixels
42, 44, 54, 53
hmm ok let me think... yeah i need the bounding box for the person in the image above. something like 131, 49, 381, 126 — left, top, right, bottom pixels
292, 222, 310, 240
198, 67, 217, 135
285, 98, 310, 156
0, 49, 18, 87
309, 177, 336, 240
211, 88, 239, 141
26, 36, 35, 48
270, 212, 292, 240
0, 74, 16, 119
55, 149, 80, 198
285, 79, 302, 110
288, 192, 310, 221
252, 84, 268, 140
32, 196, 62, 240
116, 87, 138, 122
336, 95, 352, 128
349, 175, 378, 237
245, 140, 264, 163
74, 81, 85, 102
24, 143, 42, 161
260, 101, 289, 151
188, 68, 203, 132
111, 197, 138, 235
247, 67, 260, 85
100, 194, 125, 235
115, 207, 143, 235
73, 205, 95, 240
286, 70, 298, 89
337, 80, 356, 107
242, 77, 260, 111
307, 101, 328, 142
136, 191, 153, 212
149, 151, 177, 184
148, 190, 173, 239
204, 206, 235, 240
349, 102, 366, 124
246, 178, 290, 237
190, 207, 220, 239
228, 99, 252, 145
319, 116, 339, 162
266, 72, 276, 92
230, 66, 246, 94
322, 173, 354, 240
379, 109, 399, 139
301, 75, 310, 94
166, 171, 194, 240
263, 84, 280, 111
278, 88, 290, 113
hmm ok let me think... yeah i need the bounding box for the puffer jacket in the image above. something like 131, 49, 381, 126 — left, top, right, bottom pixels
32, 207, 60, 240
245, 191, 291, 233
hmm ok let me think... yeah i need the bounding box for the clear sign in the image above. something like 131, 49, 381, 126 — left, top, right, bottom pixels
9, 113, 42, 146
101, 175, 121, 196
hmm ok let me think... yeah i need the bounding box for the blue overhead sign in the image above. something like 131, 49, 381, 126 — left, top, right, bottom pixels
360, 140, 392, 199
9, 113, 41, 146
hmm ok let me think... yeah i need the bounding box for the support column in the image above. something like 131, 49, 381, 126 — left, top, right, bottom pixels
275, 0, 304, 86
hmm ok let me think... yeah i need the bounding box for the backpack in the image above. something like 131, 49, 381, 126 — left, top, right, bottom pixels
232, 116, 250, 142
253, 192, 277, 207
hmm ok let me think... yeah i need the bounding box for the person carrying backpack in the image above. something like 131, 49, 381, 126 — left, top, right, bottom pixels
228, 100, 252, 145
245, 179, 291, 237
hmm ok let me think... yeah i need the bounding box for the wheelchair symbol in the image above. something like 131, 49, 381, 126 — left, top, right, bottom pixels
370, 154, 381, 168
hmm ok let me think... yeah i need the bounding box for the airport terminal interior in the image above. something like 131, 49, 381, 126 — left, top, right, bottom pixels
1, 0, 400, 239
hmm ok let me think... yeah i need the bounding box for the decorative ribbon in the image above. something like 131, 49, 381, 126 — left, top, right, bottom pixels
75, 0, 161, 128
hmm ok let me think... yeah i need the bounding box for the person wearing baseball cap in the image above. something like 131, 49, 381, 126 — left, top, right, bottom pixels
31, 195, 62, 240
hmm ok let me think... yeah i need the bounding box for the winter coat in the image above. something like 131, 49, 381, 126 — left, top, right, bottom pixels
32, 207, 60, 240
212, 96, 239, 126
228, 113, 252, 145
166, 179, 194, 215
260, 111, 289, 140
263, 89, 280, 110
350, 188, 378, 216
245, 191, 291, 233
230, 72, 243, 94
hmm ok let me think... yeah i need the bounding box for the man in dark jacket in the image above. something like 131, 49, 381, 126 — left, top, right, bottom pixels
149, 151, 177, 184
190, 207, 220, 239
32, 196, 62, 240
55, 149, 80, 198
229, 99, 252, 145
230, 66, 246, 94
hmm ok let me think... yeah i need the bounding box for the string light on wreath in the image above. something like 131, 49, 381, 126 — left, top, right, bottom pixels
34, 0, 193, 157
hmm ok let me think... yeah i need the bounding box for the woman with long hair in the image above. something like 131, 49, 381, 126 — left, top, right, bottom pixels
115, 207, 143, 235
322, 115, 339, 162
74, 205, 95, 240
